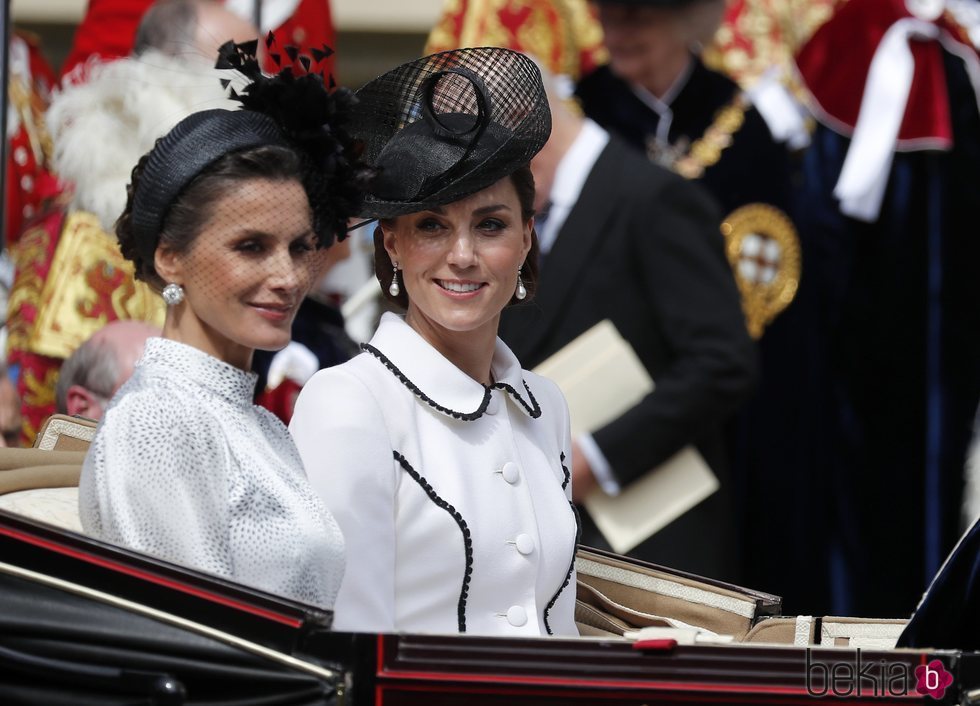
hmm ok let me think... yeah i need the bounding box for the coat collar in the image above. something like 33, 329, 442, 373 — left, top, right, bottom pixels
362, 313, 541, 421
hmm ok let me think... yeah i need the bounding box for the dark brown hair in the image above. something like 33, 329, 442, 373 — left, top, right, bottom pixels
373, 164, 540, 309
117, 143, 308, 291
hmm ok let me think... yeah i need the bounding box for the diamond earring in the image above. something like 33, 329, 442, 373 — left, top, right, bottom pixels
515, 266, 527, 300
162, 283, 184, 306
389, 262, 401, 297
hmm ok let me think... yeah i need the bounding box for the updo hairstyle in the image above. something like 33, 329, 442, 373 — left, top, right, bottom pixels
116, 142, 308, 291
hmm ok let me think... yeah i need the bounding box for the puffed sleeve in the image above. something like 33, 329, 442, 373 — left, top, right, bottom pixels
290, 365, 398, 633
79, 389, 234, 578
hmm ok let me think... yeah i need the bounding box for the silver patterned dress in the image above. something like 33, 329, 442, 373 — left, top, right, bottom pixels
79, 337, 345, 609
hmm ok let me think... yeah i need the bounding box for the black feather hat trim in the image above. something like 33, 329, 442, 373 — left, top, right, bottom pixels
128, 37, 373, 261
215, 38, 374, 246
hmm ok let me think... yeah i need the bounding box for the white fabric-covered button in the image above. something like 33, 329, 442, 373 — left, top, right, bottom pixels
506, 605, 527, 627
515, 533, 534, 555
20, 175, 33, 192
13, 146, 28, 166
485, 394, 500, 415
500, 462, 519, 484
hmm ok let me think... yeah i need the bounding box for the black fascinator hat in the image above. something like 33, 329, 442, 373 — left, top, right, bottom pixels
130, 109, 290, 266
125, 37, 371, 272
352, 46, 551, 219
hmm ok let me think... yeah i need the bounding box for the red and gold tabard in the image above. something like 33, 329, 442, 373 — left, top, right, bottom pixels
704, 0, 840, 88
424, 0, 836, 89
425, 0, 607, 82
7, 210, 165, 445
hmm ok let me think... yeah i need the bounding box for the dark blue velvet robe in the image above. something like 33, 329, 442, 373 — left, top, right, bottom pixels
790, 51, 980, 617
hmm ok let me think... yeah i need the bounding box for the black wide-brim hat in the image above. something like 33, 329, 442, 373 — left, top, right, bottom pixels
351, 46, 551, 219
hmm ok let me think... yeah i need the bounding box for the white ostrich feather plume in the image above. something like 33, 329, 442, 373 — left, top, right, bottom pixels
47, 50, 243, 232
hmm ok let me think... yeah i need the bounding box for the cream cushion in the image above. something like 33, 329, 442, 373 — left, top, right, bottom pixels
0, 486, 82, 532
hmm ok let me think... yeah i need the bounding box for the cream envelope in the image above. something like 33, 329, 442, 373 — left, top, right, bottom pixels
534, 320, 719, 554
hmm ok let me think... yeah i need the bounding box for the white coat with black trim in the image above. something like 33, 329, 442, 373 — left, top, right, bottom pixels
290, 312, 579, 636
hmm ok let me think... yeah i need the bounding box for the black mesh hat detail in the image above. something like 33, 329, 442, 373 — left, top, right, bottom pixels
352, 47, 551, 218
129, 109, 290, 266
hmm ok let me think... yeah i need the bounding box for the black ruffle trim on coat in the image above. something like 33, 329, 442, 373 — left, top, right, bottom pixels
544, 452, 580, 635
394, 450, 473, 633
491, 380, 541, 418
362, 343, 541, 420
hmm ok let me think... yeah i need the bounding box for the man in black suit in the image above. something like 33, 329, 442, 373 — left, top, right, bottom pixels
498, 82, 756, 582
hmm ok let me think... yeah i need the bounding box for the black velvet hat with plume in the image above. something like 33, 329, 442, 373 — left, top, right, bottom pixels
128, 36, 371, 266
350, 46, 551, 219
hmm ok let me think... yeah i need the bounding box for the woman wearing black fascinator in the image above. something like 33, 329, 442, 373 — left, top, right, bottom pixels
79, 40, 372, 610
290, 47, 579, 636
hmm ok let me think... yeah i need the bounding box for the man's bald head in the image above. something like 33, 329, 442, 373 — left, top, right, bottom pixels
134, 0, 258, 60
55, 321, 161, 420
192, 0, 259, 57
89, 321, 161, 387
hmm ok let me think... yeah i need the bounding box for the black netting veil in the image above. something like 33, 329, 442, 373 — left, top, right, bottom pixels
352, 47, 551, 218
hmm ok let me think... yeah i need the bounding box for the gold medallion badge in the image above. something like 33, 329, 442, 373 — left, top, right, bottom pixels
721, 203, 801, 338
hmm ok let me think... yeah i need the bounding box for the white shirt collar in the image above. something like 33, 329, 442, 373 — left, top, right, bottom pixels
549, 118, 610, 211
538, 119, 609, 254
363, 312, 541, 420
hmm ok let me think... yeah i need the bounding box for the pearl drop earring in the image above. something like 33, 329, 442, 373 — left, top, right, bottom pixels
515, 266, 527, 300
389, 262, 401, 297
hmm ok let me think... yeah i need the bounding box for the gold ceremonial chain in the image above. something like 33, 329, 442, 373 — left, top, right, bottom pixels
673, 92, 749, 180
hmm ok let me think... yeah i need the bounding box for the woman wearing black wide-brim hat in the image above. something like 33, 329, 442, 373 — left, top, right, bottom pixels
291, 47, 579, 636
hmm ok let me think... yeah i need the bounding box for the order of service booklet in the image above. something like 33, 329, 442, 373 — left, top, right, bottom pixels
533, 319, 719, 554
